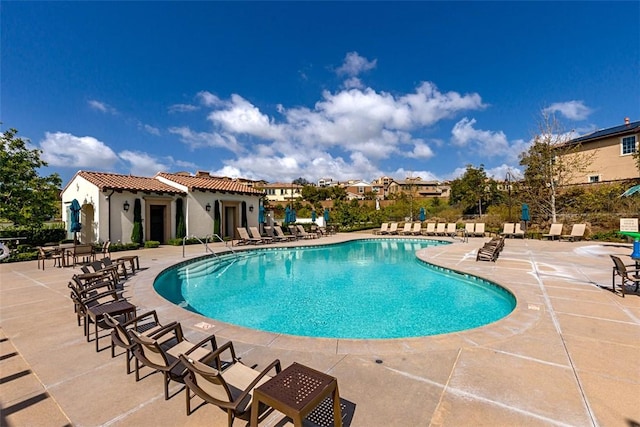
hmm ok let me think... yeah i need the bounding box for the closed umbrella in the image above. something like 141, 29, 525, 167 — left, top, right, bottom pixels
311, 210, 316, 223
291, 209, 297, 223
285, 206, 291, 223
521, 204, 530, 222
419, 207, 426, 222
258, 204, 265, 224
70, 199, 82, 243
324, 208, 330, 223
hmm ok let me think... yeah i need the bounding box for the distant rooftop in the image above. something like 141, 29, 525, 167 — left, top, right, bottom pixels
569, 119, 640, 144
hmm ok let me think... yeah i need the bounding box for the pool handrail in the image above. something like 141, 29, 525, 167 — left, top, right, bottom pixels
182, 234, 236, 258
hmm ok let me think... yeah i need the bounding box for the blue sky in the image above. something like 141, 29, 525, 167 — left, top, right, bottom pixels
3, 1, 639, 187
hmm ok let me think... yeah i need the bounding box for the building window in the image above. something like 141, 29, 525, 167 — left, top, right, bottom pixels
588, 175, 600, 183
621, 135, 637, 155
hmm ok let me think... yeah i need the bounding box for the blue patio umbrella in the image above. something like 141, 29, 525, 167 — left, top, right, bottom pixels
291, 209, 297, 223
258, 204, 265, 224
521, 204, 530, 222
419, 207, 426, 222
311, 210, 317, 223
621, 184, 640, 197
285, 206, 291, 223
69, 199, 82, 233
323, 208, 330, 223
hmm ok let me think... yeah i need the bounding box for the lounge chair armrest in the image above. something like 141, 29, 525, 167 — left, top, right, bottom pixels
234, 359, 282, 403
148, 322, 183, 341
147, 321, 179, 338
122, 310, 159, 327
82, 289, 120, 304
184, 333, 218, 355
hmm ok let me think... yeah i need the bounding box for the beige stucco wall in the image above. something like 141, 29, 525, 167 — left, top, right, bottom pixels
561, 134, 639, 184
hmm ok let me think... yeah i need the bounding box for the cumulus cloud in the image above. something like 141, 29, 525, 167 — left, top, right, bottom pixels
451, 117, 509, 154
138, 122, 161, 136
543, 100, 592, 121
88, 99, 118, 114
336, 52, 377, 76
40, 132, 118, 168
197, 91, 223, 107
176, 81, 487, 182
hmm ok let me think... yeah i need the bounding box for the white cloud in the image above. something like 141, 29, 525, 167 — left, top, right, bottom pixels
88, 99, 118, 114
543, 100, 592, 121
485, 164, 523, 180
336, 52, 377, 76
40, 132, 118, 168
343, 77, 364, 89
139, 123, 161, 136
451, 117, 509, 154
197, 91, 223, 107
168, 126, 243, 153
186, 81, 487, 182
391, 168, 440, 182
119, 150, 170, 177
168, 103, 199, 113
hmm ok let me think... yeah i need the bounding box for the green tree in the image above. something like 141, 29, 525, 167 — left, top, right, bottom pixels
449, 164, 495, 215
519, 112, 594, 222
0, 128, 62, 227
131, 198, 143, 244
292, 177, 310, 186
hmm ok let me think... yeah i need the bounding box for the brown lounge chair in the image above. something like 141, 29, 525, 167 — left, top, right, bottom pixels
272, 225, 297, 242
179, 341, 281, 426
131, 323, 218, 400
249, 226, 273, 244
476, 236, 505, 262
610, 255, 640, 297
236, 227, 261, 245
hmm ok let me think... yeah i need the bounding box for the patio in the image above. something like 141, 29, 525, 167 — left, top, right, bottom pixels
1, 234, 639, 426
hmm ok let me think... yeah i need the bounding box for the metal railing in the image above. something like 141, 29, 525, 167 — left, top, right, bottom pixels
182, 234, 236, 258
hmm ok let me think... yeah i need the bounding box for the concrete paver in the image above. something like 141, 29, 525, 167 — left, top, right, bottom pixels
1, 234, 639, 426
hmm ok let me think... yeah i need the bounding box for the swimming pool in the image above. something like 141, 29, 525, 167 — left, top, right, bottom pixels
154, 239, 516, 339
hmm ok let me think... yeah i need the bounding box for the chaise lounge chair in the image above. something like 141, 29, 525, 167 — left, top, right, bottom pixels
464, 223, 475, 237
560, 224, 586, 241
272, 225, 297, 241
435, 223, 446, 236
399, 222, 413, 235
446, 223, 457, 238
500, 223, 515, 237
423, 223, 436, 236
473, 223, 485, 237
542, 223, 564, 240
179, 341, 282, 427
374, 223, 389, 235
411, 222, 422, 235
249, 227, 273, 244
236, 227, 262, 245
387, 222, 399, 235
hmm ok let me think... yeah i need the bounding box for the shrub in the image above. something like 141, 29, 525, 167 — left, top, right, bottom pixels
144, 240, 160, 248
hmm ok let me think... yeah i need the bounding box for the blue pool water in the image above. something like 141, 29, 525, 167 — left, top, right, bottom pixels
154, 239, 515, 339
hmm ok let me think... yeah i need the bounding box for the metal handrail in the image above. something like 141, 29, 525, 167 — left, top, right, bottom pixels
182, 234, 236, 258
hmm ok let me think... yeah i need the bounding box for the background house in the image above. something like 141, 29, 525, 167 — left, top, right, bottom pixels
561, 118, 639, 184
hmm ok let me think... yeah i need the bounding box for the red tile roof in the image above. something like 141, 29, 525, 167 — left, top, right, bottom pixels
156, 172, 264, 195
73, 171, 184, 194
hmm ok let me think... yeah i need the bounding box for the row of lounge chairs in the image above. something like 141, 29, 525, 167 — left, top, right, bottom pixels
543, 223, 586, 241
375, 222, 488, 238
236, 225, 329, 245
67, 256, 285, 427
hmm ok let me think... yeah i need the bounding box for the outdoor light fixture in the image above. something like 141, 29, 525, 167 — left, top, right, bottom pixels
205, 203, 211, 212
249, 204, 254, 212
123, 201, 130, 212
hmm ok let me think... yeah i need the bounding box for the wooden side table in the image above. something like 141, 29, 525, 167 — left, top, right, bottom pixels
250, 362, 342, 427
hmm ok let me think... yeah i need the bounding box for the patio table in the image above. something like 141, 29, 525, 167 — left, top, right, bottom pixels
250, 362, 342, 427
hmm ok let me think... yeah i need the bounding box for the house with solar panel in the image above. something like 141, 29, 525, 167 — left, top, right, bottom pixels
560, 118, 639, 184
60, 170, 264, 244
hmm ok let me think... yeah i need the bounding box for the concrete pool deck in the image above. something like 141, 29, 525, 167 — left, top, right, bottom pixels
1, 233, 639, 426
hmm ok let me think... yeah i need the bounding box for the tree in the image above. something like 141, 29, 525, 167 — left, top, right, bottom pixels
131, 198, 143, 244
519, 112, 595, 223
292, 177, 310, 186
449, 164, 497, 215
0, 127, 62, 227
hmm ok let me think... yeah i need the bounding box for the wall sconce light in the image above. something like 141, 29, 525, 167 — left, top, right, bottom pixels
205, 203, 211, 212
249, 204, 254, 212
123, 201, 130, 212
